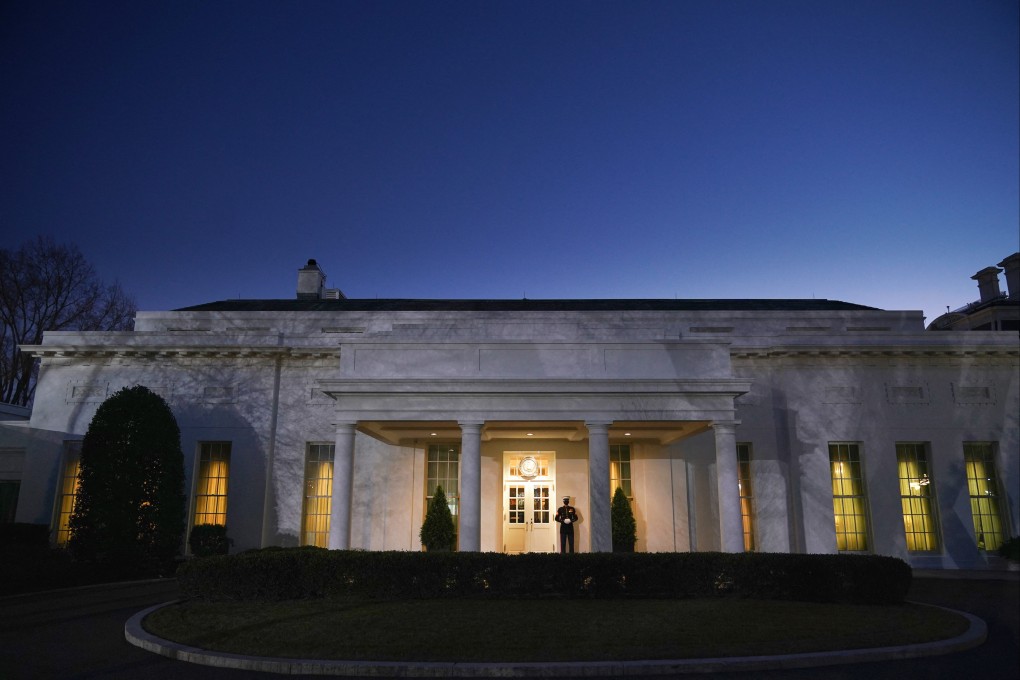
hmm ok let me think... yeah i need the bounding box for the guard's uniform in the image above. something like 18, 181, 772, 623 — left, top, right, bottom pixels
555, 498, 578, 553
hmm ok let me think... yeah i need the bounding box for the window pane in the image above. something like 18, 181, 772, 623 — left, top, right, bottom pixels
193, 442, 230, 526
302, 444, 334, 547
964, 443, 1006, 551
829, 443, 869, 552
53, 441, 82, 546
896, 443, 939, 552
426, 444, 460, 546
737, 443, 755, 551
610, 444, 632, 499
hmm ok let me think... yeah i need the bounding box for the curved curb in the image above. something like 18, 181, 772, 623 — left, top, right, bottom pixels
125, 601, 987, 677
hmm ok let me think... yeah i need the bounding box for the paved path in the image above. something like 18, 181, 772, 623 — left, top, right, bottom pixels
1, 572, 1017, 679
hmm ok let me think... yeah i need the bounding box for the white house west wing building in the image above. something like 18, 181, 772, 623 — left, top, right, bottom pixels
7, 254, 1019, 570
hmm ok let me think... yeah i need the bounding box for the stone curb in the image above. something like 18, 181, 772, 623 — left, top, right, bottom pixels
125, 601, 987, 677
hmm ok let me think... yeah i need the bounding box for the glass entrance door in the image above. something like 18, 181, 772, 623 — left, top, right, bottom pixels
503, 453, 556, 553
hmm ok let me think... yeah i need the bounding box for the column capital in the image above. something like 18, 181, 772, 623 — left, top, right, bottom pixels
711, 420, 740, 434
458, 421, 484, 434
333, 421, 357, 436
584, 421, 612, 434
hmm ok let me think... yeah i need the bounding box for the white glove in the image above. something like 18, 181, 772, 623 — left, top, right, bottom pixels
563, 518, 571, 524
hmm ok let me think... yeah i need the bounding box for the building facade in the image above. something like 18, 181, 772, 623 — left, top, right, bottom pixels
8, 256, 1020, 570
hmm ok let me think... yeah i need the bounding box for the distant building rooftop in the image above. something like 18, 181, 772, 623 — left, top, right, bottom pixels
927, 251, 1020, 331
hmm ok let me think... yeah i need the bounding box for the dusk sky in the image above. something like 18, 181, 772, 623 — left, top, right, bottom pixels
3, 1, 1018, 324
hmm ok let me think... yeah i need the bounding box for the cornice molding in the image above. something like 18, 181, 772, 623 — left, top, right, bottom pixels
730, 345, 1019, 359
318, 377, 753, 396
20, 345, 338, 361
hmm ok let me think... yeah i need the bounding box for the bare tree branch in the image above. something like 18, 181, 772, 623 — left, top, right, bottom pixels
0, 236, 136, 406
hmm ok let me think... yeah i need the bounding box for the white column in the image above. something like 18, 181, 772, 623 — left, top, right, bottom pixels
586, 422, 612, 552
713, 421, 745, 553
328, 422, 356, 550
459, 421, 483, 552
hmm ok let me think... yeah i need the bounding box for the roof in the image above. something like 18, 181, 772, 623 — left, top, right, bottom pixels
176, 298, 881, 313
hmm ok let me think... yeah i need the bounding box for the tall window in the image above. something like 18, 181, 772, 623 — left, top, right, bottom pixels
737, 443, 756, 552
302, 443, 334, 547
896, 443, 939, 552
829, 443, 870, 552
610, 444, 632, 498
193, 442, 230, 526
0, 480, 19, 523
426, 444, 459, 535
963, 443, 1006, 551
54, 441, 82, 546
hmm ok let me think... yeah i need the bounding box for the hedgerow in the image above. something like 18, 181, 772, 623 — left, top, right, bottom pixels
177, 549, 911, 605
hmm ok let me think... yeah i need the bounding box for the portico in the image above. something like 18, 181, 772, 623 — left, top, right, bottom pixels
320, 351, 751, 553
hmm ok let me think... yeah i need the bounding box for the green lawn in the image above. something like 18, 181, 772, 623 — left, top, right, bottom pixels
144, 597, 970, 662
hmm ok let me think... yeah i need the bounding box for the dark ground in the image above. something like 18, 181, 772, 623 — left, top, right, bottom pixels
0, 571, 1016, 680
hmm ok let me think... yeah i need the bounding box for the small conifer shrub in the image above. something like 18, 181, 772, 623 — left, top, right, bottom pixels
420, 485, 456, 551
611, 486, 637, 552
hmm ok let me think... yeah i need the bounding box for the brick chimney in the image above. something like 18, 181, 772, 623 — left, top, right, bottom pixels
297, 259, 326, 299
971, 266, 1002, 303
998, 252, 1020, 299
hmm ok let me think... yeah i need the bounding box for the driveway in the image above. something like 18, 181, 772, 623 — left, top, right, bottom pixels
1, 572, 1016, 679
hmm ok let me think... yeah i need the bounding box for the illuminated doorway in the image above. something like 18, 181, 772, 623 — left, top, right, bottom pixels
502, 451, 557, 553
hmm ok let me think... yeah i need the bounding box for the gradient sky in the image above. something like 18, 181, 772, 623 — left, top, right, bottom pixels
3, 0, 1018, 324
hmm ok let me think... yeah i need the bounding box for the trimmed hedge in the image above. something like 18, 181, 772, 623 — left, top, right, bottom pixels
999, 536, 1020, 562
0, 522, 50, 548
189, 524, 232, 557
177, 549, 911, 605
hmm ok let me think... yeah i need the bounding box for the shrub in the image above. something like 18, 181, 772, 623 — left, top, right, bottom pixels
419, 485, 456, 551
999, 536, 1020, 561
611, 487, 637, 552
189, 524, 232, 557
177, 549, 911, 605
68, 385, 186, 576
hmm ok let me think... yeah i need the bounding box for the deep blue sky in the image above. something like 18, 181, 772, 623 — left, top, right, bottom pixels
3, 1, 1018, 323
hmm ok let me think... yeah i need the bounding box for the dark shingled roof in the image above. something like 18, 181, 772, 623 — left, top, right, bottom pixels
176, 298, 880, 313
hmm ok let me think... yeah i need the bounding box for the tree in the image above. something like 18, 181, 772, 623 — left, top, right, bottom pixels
611, 486, 637, 553
68, 386, 185, 575
0, 236, 135, 406
419, 485, 456, 551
